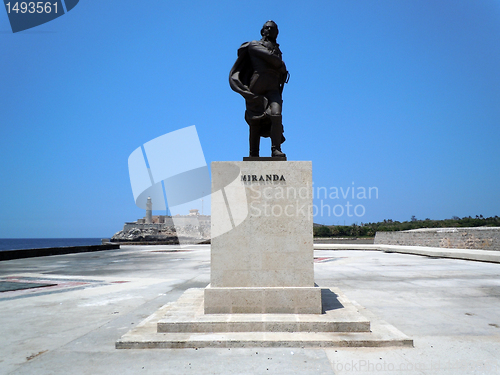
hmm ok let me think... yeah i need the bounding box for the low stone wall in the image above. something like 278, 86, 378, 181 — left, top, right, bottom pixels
374, 227, 500, 251
0, 244, 120, 261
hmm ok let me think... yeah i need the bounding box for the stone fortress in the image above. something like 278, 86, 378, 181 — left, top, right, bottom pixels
111, 197, 211, 243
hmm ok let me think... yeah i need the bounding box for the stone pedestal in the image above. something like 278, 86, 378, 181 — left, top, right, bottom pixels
116, 162, 413, 349
204, 161, 321, 314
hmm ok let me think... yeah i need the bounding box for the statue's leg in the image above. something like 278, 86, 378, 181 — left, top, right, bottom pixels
270, 114, 286, 158
249, 124, 260, 157
267, 97, 285, 158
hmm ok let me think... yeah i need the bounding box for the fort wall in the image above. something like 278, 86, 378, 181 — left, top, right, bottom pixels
374, 227, 500, 251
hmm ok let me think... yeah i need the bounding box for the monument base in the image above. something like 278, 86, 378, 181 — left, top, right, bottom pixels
242, 156, 287, 161
204, 285, 322, 314
208, 161, 319, 313
116, 287, 413, 349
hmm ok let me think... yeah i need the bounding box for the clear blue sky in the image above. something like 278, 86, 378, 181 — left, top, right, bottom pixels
1, 0, 499, 238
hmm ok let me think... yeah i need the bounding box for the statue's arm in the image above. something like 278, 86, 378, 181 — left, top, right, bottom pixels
248, 41, 283, 69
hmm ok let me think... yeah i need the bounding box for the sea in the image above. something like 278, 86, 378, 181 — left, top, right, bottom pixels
0, 238, 103, 251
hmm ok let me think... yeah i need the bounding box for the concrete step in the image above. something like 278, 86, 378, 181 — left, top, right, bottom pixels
116, 288, 413, 349
116, 330, 413, 349
157, 288, 370, 333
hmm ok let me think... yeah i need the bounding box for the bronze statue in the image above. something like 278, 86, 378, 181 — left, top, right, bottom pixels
230, 20, 289, 158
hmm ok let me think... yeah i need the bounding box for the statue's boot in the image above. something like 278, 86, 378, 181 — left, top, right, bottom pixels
270, 115, 286, 158
249, 124, 260, 157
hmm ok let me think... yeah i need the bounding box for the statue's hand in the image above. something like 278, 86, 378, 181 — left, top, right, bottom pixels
246, 95, 268, 116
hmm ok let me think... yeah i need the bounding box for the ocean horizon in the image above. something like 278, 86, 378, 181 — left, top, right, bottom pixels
0, 238, 104, 251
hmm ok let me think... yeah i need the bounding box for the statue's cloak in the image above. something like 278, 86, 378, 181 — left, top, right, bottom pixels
229, 42, 272, 137
229, 42, 255, 101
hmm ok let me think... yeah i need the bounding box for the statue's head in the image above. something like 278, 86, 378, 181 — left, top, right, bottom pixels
261, 20, 279, 41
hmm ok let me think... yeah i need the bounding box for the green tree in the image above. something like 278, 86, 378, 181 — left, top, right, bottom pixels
315, 226, 331, 237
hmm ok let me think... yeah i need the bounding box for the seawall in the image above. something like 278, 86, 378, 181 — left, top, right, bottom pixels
374, 227, 500, 251
0, 244, 120, 261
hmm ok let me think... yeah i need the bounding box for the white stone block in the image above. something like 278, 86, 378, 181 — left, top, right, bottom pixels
205, 161, 320, 314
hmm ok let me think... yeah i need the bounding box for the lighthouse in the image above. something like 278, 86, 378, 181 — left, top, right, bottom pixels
145, 196, 152, 224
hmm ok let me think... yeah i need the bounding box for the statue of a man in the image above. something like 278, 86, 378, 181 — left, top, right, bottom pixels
229, 20, 289, 158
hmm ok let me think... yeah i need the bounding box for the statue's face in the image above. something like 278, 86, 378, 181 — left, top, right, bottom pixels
262, 22, 278, 40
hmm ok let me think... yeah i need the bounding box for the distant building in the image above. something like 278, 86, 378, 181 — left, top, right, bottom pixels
117, 197, 211, 242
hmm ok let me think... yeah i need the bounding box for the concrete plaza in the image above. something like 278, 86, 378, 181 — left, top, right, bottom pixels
0, 245, 499, 374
